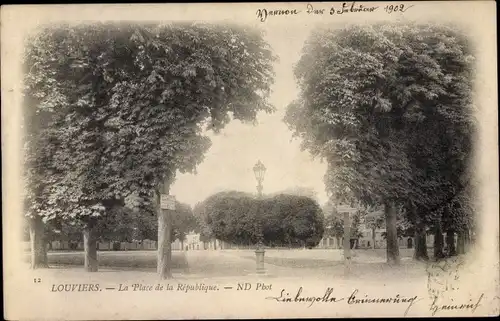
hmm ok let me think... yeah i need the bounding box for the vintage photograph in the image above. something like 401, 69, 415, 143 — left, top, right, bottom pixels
2, 2, 498, 319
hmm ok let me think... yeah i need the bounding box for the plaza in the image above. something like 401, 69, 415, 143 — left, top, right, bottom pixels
30, 247, 421, 278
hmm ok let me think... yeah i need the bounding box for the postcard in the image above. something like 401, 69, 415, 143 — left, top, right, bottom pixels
2, 1, 498, 319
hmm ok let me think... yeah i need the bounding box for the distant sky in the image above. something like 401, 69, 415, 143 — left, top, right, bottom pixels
170, 24, 329, 207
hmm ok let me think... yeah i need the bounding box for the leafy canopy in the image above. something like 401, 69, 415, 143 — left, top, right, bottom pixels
201, 191, 325, 247
23, 22, 277, 223
285, 22, 475, 228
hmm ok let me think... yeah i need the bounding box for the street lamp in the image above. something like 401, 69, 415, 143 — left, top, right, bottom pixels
253, 160, 266, 274
253, 160, 266, 198
326, 225, 332, 248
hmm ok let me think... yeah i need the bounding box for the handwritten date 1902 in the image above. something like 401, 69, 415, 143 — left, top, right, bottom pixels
384, 4, 414, 13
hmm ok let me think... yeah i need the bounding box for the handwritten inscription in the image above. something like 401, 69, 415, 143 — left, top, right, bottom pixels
256, 9, 300, 22
348, 289, 419, 316
256, 2, 414, 22
430, 294, 484, 316
266, 287, 418, 315
266, 287, 345, 307
384, 4, 414, 14
306, 4, 325, 15
331, 2, 379, 15
48, 281, 487, 316
425, 256, 486, 315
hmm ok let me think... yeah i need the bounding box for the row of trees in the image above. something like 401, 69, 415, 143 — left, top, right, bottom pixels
23, 201, 198, 266
193, 191, 325, 248
23, 22, 276, 278
285, 22, 476, 264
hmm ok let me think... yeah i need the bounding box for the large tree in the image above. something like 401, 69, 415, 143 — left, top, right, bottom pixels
192, 201, 216, 249
171, 202, 198, 250
203, 191, 324, 248
101, 201, 197, 247
323, 212, 344, 249
205, 191, 259, 246
271, 194, 325, 248
394, 23, 476, 260
285, 22, 475, 264
23, 22, 276, 277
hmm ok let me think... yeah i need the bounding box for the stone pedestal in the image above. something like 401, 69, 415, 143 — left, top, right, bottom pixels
255, 249, 266, 274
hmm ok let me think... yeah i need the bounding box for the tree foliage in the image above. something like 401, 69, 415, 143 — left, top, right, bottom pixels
285, 22, 476, 260
23, 22, 276, 226
323, 202, 364, 239
192, 201, 215, 243
202, 191, 324, 247
35, 201, 197, 244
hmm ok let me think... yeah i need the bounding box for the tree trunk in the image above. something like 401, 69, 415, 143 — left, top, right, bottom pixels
181, 240, 184, 251
413, 207, 429, 261
157, 178, 174, 279
414, 225, 429, 261
384, 201, 400, 265
335, 237, 341, 249
158, 213, 173, 279
446, 229, 457, 256
83, 223, 98, 272
464, 229, 471, 251
29, 216, 48, 269
157, 209, 173, 278
343, 212, 351, 260
457, 230, 466, 255
433, 223, 445, 260
371, 227, 376, 249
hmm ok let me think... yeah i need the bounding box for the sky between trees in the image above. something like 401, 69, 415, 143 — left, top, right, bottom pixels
170, 24, 330, 206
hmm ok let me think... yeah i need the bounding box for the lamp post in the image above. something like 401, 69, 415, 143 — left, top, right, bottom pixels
326, 225, 332, 248
253, 160, 266, 274
337, 204, 357, 276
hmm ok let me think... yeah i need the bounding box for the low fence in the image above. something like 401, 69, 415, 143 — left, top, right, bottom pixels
26, 234, 459, 252
316, 237, 406, 249
26, 239, 212, 252
317, 234, 459, 250
46, 240, 159, 251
